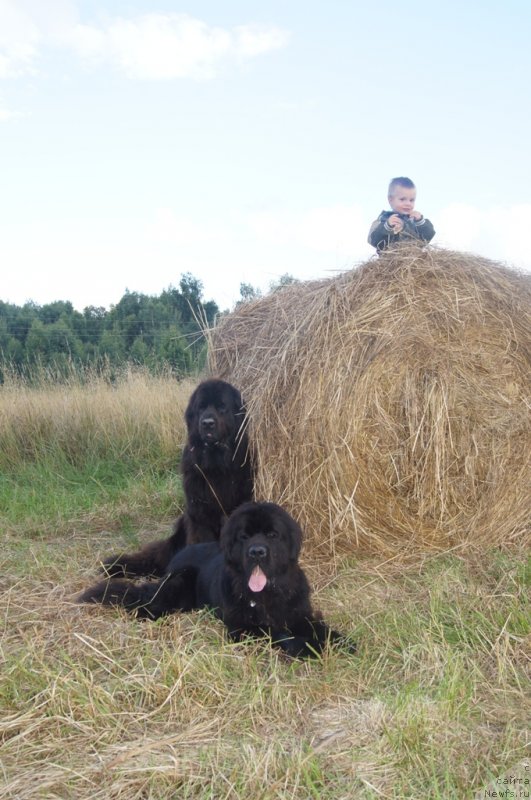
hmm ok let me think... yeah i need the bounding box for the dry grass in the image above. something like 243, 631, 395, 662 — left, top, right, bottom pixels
0, 365, 195, 469
0, 368, 529, 798
1, 532, 529, 799
209, 245, 531, 559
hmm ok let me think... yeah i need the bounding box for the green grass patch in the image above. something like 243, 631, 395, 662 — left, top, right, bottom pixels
0, 454, 183, 537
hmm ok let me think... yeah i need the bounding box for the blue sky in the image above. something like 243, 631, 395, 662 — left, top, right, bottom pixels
1, 0, 530, 312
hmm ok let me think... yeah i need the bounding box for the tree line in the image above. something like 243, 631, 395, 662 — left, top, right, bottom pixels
0, 274, 219, 377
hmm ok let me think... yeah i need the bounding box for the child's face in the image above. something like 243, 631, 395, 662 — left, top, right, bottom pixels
388, 186, 416, 215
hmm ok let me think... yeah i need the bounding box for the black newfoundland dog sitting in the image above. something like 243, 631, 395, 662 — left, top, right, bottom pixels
102, 379, 254, 578
80, 502, 354, 659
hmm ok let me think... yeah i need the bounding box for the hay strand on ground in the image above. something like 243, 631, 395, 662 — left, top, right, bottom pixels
208, 245, 531, 557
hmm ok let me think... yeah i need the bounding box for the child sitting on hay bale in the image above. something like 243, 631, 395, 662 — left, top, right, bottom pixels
368, 176, 435, 253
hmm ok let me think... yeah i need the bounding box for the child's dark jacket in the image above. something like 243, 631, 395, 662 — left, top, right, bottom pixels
368, 211, 435, 253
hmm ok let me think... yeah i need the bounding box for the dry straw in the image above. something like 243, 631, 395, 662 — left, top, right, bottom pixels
208, 245, 531, 558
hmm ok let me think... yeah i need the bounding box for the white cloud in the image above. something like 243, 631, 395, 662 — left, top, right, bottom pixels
0, 1, 41, 77
437, 203, 531, 269
246, 204, 371, 260
145, 207, 230, 246
0, 5, 289, 81
65, 13, 289, 79
436, 203, 483, 251
233, 24, 289, 57
0, 98, 22, 120
145, 204, 371, 263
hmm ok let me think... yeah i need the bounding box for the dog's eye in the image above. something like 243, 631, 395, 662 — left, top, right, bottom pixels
266, 530, 278, 538
218, 405, 226, 413
239, 531, 250, 540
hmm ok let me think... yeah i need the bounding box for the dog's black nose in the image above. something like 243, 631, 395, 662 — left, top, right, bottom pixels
248, 544, 267, 560
201, 417, 215, 430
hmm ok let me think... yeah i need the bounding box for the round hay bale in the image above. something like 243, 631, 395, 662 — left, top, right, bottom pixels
208, 246, 531, 557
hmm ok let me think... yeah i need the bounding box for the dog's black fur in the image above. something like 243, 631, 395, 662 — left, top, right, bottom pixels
102, 379, 254, 578
80, 502, 354, 659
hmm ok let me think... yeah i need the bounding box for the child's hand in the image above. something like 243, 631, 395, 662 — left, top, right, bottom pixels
388, 214, 404, 232
409, 210, 422, 221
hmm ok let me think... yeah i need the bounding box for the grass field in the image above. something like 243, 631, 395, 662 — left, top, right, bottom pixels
0, 369, 529, 799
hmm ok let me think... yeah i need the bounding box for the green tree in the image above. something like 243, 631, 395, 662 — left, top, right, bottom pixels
270, 273, 298, 292
158, 325, 191, 372
0, 272, 219, 375
239, 282, 262, 303
25, 320, 51, 361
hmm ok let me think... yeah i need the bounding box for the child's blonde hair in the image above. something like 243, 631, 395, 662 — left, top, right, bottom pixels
388, 176, 415, 196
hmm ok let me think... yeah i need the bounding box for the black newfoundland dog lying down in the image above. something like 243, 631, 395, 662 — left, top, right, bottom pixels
80, 502, 354, 659
102, 379, 254, 578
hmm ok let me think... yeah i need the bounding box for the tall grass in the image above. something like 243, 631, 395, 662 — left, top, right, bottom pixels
0, 370, 529, 798
0, 365, 193, 538
0, 362, 194, 470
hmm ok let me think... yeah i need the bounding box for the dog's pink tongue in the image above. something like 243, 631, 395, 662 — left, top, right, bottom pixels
248, 566, 267, 593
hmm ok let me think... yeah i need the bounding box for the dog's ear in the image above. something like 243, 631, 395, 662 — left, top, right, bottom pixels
185, 387, 200, 431
219, 514, 237, 559
231, 387, 245, 418
287, 518, 303, 560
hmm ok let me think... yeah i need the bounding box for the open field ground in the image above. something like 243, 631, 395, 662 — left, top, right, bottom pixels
0, 370, 529, 799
